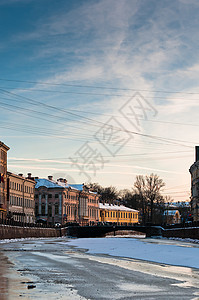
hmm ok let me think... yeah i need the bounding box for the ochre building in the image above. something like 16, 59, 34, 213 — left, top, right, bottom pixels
99, 203, 139, 225
7, 172, 35, 223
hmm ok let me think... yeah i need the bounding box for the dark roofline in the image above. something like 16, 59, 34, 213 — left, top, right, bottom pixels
0, 141, 10, 151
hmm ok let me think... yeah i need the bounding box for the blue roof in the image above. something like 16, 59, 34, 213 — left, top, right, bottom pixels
69, 184, 84, 191
35, 179, 95, 193
35, 178, 64, 189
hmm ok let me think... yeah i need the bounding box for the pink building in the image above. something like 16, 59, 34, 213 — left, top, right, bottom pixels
35, 177, 99, 226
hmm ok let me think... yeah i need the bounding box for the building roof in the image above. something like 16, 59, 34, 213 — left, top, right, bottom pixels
68, 184, 84, 191
7, 172, 35, 184
35, 179, 96, 194
0, 141, 10, 151
99, 203, 138, 212
35, 178, 64, 189
164, 210, 180, 216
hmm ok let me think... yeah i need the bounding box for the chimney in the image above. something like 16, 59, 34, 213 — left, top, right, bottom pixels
57, 178, 63, 182
48, 175, 53, 181
27, 173, 32, 179
196, 146, 199, 162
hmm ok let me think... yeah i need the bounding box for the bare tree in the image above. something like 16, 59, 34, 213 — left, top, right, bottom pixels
86, 183, 119, 204
145, 174, 165, 223
120, 189, 140, 209
134, 174, 165, 224
101, 186, 119, 204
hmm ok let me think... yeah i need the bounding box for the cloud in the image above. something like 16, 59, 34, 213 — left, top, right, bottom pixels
2, 0, 198, 201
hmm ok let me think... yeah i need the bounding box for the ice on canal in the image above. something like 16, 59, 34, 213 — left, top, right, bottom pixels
68, 237, 199, 269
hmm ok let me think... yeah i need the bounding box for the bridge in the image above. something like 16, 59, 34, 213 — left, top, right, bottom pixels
67, 224, 164, 238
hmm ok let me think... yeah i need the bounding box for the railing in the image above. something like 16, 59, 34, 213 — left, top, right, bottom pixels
163, 221, 199, 229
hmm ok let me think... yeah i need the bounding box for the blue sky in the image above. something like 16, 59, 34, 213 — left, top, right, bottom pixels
1, 0, 199, 201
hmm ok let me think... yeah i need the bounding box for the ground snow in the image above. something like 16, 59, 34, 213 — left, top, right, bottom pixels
68, 237, 199, 269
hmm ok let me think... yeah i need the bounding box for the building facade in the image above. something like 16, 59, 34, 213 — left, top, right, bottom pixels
164, 210, 181, 225
35, 177, 99, 226
7, 172, 35, 223
99, 203, 139, 225
0, 142, 9, 219
189, 146, 199, 222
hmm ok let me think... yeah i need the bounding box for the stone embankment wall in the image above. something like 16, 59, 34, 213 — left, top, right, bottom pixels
0, 225, 67, 240
163, 227, 199, 239
106, 230, 145, 236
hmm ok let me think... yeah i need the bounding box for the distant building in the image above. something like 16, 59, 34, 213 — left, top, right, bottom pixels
189, 146, 199, 222
164, 201, 191, 223
70, 184, 99, 225
0, 142, 9, 220
7, 172, 35, 223
99, 203, 139, 225
164, 210, 181, 225
34, 177, 99, 226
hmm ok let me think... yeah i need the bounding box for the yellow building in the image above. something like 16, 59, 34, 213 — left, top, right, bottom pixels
7, 172, 35, 223
99, 203, 139, 225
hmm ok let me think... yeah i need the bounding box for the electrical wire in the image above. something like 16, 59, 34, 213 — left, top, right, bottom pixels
1, 77, 199, 95
0, 88, 195, 148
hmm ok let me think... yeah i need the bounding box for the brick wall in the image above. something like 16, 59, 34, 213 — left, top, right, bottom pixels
163, 227, 199, 239
0, 225, 67, 240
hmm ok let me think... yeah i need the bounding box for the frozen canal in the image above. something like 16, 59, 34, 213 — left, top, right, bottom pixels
0, 236, 199, 299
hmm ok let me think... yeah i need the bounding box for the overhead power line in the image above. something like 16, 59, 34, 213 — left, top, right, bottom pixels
1, 77, 199, 95
0, 88, 195, 148
1, 85, 199, 102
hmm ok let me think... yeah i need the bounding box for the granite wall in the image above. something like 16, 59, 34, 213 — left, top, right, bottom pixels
0, 225, 67, 239
163, 227, 199, 239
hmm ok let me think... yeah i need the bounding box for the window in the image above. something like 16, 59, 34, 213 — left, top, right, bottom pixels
55, 194, 59, 198
55, 204, 59, 215
48, 194, 52, 199
35, 204, 38, 216
48, 205, 52, 217
41, 204, 45, 215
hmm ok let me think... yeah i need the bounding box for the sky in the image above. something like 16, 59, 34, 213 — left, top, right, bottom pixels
0, 0, 199, 202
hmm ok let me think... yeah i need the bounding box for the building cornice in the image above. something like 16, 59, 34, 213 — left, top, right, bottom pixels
7, 171, 35, 184
0, 141, 10, 151
189, 161, 199, 173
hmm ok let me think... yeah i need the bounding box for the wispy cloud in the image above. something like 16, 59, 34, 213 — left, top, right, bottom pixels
1, 0, 199, 201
